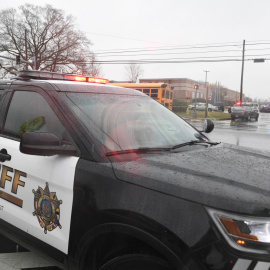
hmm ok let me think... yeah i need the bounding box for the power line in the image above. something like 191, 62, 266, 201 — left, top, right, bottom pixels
76, 59, 243, 64
246, 42, 270, 46
94, 43, 242, 55
92, 40, 243, 53
83, 53, 270, 63
84, 31, 173, 45
93, 43, 270, 57
96, 48, 244, 58
95, 46, 270, 59
91, 39, 270, 55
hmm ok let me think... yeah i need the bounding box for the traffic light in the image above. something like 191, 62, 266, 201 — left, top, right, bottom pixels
194, 84, 199, 90
16, 55, 21, 65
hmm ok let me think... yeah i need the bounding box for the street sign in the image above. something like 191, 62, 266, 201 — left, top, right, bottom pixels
254, 58, 265, 63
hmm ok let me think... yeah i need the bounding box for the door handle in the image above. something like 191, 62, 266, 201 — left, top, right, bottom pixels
0, 149, 11, 162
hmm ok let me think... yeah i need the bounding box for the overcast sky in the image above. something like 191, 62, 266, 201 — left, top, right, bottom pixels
2, 0, 270, 100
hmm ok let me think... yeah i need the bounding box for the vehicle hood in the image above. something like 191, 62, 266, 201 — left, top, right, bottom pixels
110, 143, 270, 216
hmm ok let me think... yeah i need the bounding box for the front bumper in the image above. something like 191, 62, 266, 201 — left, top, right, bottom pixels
231, 113, 247, 119
191, 240, 270, 270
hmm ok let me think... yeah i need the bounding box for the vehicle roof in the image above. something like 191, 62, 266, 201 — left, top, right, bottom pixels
1, 77, 146, 96
0, 71, 152, 96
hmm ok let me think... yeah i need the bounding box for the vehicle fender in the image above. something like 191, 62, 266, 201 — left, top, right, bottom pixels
74, 222, 183, 268
68, 159, 218, 268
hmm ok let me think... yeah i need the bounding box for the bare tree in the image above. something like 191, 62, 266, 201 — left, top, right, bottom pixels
124, 62, 143, 83
0, 4, 101, 76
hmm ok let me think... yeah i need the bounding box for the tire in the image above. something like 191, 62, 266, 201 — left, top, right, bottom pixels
98, 254, 172, 270
247, 114, 251, 121
208, 108, 212, 112
255, 115, 259, 121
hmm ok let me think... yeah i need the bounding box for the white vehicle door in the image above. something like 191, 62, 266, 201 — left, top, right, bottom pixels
0, 90, 79, 254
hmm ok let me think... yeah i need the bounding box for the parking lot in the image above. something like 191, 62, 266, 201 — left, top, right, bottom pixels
188, 112, 270, 152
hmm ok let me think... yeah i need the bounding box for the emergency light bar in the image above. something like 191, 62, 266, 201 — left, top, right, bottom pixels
17, 70, 109, 84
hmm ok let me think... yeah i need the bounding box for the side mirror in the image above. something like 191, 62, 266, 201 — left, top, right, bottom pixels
20, 132, 77, 156
202, 118, 214, 133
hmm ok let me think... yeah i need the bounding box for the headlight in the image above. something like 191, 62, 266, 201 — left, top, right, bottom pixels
206, 207, 270, 254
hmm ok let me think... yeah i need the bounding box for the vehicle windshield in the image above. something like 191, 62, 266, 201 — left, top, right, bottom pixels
62, 92, 201, 152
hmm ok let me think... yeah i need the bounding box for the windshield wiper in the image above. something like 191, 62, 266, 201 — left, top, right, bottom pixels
106, 141, 221, 156
106, 147, 172, 157
172, 140, 220, 150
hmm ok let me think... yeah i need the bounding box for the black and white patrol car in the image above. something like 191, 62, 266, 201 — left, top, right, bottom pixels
0, 70, 270, 270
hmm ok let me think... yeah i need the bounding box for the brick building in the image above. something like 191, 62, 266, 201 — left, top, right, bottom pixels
139, 78, 244, 105
139, 78, 207, 101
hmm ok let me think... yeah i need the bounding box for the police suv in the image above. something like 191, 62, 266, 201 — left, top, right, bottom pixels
0, 70, 269, 270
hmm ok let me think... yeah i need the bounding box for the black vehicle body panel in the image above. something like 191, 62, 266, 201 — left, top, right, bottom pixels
69, 159, 217, 269
109, 143, 270, 216
68, 143, 270, 268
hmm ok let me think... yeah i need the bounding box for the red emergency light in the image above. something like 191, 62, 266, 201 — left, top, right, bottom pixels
236, 101, 242, 106
87, 77, 109, 84
17, 70, 109, 84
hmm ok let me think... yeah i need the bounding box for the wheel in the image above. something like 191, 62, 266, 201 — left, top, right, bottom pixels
83, 235, 176, 270
255, 115, 259, 121
98, 254, 172, 270
208, 108, 212, 112
247, 114, 251, 121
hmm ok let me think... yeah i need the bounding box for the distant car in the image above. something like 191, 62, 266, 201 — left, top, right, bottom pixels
214, 102, 224, 111
260, 104, 270, 112
231, 103, 259, 121
188, 103, 218, 111
188, 102, 203, 110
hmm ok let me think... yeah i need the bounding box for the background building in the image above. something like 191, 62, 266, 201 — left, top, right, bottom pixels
139, 78, 245, 105
139, 78, 206, 101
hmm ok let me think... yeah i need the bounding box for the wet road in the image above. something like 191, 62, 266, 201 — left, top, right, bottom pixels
188, 112, 270, 153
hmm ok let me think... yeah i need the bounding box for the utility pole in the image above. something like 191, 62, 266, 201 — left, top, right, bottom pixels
240, 40, 245, 104
193, 84, 199, 118
204, 70, 210, 118
25, 29, 28, 70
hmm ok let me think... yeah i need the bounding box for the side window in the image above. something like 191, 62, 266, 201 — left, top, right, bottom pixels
4, 91, 68, 141
150, 89, 158, 98
0, 91, 5, 110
